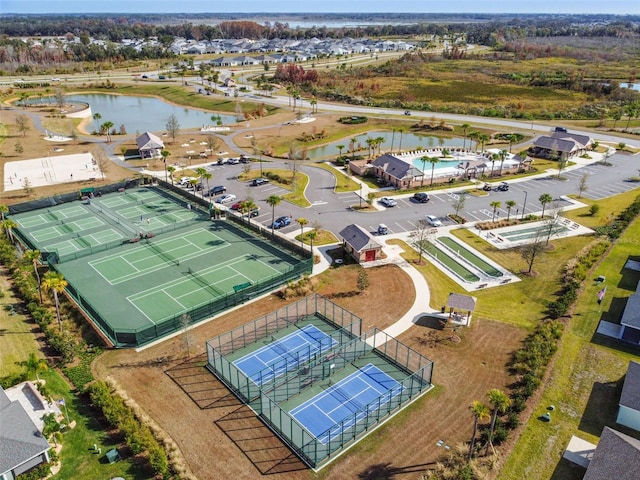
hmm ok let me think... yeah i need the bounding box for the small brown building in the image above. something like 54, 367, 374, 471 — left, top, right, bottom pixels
339, 224, 383, 263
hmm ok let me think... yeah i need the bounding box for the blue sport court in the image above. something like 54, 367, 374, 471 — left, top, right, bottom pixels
234, 325, 337, 385
290, 364, 404, 444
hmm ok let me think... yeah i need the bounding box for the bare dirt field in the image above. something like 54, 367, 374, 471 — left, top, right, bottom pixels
94, 264, 525, 480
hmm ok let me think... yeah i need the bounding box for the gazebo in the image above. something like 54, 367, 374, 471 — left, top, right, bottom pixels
446, 293, 477, 326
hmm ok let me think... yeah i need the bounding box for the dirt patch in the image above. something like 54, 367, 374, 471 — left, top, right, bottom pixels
94, 263, 524, 480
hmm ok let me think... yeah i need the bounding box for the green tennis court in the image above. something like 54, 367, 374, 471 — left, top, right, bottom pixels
10, 185, 311, 347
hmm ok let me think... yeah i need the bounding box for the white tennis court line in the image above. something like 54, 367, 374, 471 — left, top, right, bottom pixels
88, 228, 226, 284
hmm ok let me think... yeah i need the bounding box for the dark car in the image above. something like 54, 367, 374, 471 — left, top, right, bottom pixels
239, 156, 251, 164
243, 207, 260, 218
207, 185, 226, 196
272, 216, 291, 229
413, 192, 430, 203
497, 182, 509, 191
404, 110, 411, 115
251, 178, 269, 186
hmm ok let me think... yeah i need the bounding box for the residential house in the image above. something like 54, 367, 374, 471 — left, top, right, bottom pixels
339, 224, 383, 263
582, 427, 640, 480
617, 360, 640, 431
0, 385, 52, 480
617, 280, 640, 345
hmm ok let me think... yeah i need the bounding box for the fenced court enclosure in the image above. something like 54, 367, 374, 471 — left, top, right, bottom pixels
10, 183, 312, 347
206, 294, 434, 469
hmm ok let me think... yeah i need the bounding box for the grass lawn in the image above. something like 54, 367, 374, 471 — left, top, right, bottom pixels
308, 162, 360, 192
498, 194, 640, 480
238, 168, 311, 207
0, 271, 41, 378
39, 369, 148, 480
295, 229, 339, 246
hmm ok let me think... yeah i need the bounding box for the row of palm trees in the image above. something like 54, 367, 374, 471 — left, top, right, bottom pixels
489, 193, 553, 222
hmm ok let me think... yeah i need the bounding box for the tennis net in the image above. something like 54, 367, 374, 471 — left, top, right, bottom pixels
146, 241, 180, 266
331, 386, 363, 413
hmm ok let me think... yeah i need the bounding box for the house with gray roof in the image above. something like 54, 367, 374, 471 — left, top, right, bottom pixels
617, 280, 640, 345
0, 386, 51, 480
136, 132, 164, 160
531, 131, 593, 160
617, 361, 640, 430
582, 427, 640, 480
339, 224, 383, 263
371, 154, 423, 189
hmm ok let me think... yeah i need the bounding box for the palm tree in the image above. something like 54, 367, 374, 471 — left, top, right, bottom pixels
489, 153, 499, 177
42, 271, 68, 331
397, 127, 405, 153
485, 389, 511, 456
160, 149, 170, 182
24, 249, 43, 303
375, 136, 385, 156
266, 194, 281, 235
92, 112, 102, 133
241, 198, 257, 224
461, 123, 470, 149
539, 193, 553, 218
336, 144, 345, 160
307, 228, 318, 253
167, 166, 176, 185
101, 120, 114, 143
390, 128, 396, 152
16, 352, 48, 382
490, 201, 501, 222
428, 156, 440, 188
419, 155, 429, 187
478, 133, 490, 152
296, 217, 308, 247
195, 167, 207, 196
505, 200, 516, 221
202, 172, 213, 200
498, 150, 508, 176
350, 137, 358, 160
2, 218, 17, 243
468, 131, 480, 151
365, 137, 374, 158
469, 400, 490, 460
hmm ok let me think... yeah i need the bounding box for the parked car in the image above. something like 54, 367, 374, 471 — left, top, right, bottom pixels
227, 157, 240, 165
207, 185, 226, 196
377, 224, 389, 235
413, 192, 430, 203
239, 156, 251, 164
425, 215, 443, 227
243, 207, 260, 218
380, 197, 397, 207
497, 181, 509, 191
179, 176, 196, 187
251, 178, 269, 186
272, 216, 291, 229
216, 194, 236, 204
482, 183, 492, 191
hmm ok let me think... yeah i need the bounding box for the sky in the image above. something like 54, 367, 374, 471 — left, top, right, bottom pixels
2, 0, 638, 15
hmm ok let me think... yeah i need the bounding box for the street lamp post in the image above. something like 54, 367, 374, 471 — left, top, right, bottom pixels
522, 191, 528, 220
359, 184, 363, 208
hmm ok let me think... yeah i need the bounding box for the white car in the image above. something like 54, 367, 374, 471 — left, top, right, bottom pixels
179, 177, 196, 187
425, 215, 443, 227
216, 194, 236, 204
380, 197, 397, 207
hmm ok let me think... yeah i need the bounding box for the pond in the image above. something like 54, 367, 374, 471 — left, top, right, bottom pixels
33, 93, 237, 135
303, 130, 466, 159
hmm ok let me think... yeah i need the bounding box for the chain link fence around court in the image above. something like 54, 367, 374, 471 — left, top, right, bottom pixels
206, 294, 363, 402
206, 300, 434, 470
56, 257, 312, 347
